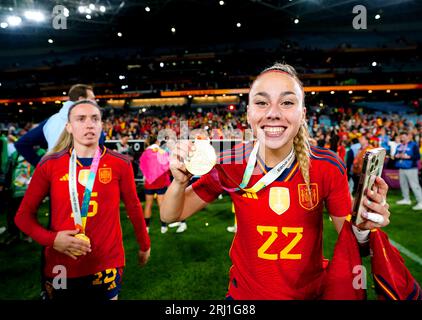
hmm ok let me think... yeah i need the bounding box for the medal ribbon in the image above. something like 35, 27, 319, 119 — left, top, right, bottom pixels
219, 141, 295, 193
69, 147, 101, 233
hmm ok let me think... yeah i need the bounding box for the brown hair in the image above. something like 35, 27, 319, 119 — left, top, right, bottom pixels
68, 84, 94, 101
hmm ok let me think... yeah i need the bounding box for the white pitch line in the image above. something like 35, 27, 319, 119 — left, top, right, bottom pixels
390, 239, 422, 266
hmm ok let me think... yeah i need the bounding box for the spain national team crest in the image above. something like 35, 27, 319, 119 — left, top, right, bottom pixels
99, 167, 112, 184
269, 187, 290, 215
298, 183, 319, 210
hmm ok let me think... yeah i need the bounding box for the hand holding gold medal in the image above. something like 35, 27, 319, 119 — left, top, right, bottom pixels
169, 137, 217, 184
53, 229, 91, 259
184, 138, 217, 176
70, 233, 91, 256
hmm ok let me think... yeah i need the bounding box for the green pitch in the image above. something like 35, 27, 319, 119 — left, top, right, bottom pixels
0, 189, 421, 300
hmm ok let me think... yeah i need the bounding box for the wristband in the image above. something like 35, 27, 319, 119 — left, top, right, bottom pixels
352, 224, 370, 244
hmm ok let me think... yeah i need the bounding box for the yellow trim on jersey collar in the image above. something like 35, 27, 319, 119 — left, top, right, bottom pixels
284, 162, 299, 181
69, 146, 107, 167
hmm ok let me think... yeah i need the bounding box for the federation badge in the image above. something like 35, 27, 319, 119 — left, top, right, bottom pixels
298, 183, 319, 210
269, 187, 290, 215
99, 168, 112, 184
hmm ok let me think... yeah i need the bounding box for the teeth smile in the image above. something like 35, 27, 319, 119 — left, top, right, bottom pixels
263, 127, 286, 133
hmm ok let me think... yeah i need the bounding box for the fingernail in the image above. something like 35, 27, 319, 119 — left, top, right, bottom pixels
367, 199, 372, 205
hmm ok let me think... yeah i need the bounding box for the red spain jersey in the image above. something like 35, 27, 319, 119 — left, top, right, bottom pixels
192, 142, 351, 299
15, 147, 150, 278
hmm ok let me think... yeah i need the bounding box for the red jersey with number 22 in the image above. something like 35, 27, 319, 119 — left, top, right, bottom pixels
192, 143, 351, 299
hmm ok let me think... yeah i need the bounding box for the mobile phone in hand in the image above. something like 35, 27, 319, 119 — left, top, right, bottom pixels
352, 148, 387, 225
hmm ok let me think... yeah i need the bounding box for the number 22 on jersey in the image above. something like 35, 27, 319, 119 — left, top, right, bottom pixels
257, 226, 303, 260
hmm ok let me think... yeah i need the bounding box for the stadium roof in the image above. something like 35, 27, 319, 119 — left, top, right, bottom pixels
0, 0, 421, 58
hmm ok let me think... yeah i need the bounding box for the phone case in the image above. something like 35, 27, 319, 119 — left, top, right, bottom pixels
352, 147, 386, 225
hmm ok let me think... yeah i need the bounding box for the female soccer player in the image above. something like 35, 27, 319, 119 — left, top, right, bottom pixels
15, 100, 150, 300
160, 63, 391, 299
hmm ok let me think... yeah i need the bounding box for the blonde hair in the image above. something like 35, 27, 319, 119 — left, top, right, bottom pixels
254, 63, 312, 196
293, 122, 312, 198
46, 128, 73, 155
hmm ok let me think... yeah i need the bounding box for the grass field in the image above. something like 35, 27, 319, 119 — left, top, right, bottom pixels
0, 188, 421, 300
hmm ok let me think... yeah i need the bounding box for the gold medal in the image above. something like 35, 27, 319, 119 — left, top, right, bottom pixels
70, 233, 91, 256
184, 139, 217, 176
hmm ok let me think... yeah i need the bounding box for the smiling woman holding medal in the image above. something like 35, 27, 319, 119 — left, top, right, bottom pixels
15, 100, 151, 300
160, 63, 392, 300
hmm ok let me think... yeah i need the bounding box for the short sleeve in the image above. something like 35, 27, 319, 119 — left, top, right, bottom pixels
325, 168, 352, 217
191, 168, 224, 203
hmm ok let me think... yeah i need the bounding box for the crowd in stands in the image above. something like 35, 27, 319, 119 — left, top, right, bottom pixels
2, 107, 422, 152
102, 107, 248, 141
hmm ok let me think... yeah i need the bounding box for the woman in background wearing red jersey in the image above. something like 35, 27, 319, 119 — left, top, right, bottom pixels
15, 100, 150, 300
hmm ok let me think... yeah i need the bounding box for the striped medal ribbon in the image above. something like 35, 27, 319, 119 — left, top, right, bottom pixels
219, 141, 295, 193
69, 147, 101, 233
